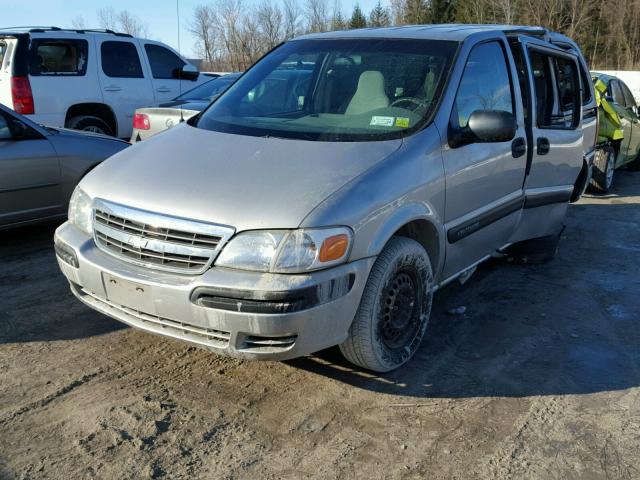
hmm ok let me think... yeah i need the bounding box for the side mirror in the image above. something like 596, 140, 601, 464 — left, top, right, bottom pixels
449, 110, 517, 148
173, 64, 199, 81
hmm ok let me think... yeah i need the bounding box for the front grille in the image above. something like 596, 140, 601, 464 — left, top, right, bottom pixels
92, 199, 234, 274
94, 210, 222, 248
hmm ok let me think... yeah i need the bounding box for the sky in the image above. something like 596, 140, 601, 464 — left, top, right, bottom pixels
0, 0, 381, 58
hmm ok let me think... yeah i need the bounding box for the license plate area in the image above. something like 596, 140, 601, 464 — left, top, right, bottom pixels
103, 273, 155, 315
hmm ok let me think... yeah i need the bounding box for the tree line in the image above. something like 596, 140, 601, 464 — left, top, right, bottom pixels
189, 0, 640, 72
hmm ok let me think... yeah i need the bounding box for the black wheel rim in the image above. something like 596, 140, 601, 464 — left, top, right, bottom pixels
380, 268, 422, 350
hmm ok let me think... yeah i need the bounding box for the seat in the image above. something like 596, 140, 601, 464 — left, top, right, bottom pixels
345, 70, 389, 115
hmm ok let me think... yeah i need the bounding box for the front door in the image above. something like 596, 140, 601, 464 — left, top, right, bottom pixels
442, 40, 528, 278
0, 110, 60, 226
142, 42, 201, 104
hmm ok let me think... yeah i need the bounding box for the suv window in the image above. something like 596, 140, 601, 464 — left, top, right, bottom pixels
610, 80, 625, 106
144, 44, 185, 79
452, 41, 513, 129
29, 39, 88, 76
530, 50, 579, 129
620, 81, 637, 109
101, 41, 143, 78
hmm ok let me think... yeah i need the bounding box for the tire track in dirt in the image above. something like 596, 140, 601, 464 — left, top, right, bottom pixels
481, 396, 567, 479
0, 371, 99, 426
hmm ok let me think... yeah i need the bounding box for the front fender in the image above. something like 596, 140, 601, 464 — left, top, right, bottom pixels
365, 203, 446, 277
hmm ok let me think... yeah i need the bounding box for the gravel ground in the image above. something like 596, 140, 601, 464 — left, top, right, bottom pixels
1, 171, 639, 480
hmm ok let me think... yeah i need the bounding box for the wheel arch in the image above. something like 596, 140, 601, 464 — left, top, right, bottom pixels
65, 103, 118, 135
367, 205, 445, 280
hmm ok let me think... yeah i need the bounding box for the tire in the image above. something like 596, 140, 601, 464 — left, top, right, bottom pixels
65, 115, 114, 136
589, 146, 616, 193
506, 231, 561, 265
339, 236, 434, 372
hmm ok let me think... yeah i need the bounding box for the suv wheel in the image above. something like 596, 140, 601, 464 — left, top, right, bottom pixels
66, 115, 114, 136
590, 146, 616, 193
340, 236, 433, 372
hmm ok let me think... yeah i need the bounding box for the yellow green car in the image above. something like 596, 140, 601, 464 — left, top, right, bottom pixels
590, 73, 640, 192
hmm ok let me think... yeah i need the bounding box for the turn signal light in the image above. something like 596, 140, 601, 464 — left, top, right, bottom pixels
319, 234, 349, 262
133, 113, 150, 130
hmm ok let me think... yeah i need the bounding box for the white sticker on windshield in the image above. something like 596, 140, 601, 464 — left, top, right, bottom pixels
370, 116, 395, 127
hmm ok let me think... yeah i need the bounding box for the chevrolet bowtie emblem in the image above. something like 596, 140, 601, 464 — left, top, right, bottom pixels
127, 236, 148, 249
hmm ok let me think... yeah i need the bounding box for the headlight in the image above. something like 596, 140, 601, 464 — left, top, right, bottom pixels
68, 187, 93, 235
216, 227, 352, 273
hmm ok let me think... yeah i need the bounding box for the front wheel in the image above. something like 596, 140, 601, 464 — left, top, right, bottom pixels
340, 237, 434, 372
589, 146, 616, 193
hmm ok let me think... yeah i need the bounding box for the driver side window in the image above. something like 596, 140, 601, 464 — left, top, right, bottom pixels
453, 42, 514, 128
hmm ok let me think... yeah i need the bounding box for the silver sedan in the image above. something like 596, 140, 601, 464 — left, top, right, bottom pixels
0, 103, 129, 230
131, 73, 241, 142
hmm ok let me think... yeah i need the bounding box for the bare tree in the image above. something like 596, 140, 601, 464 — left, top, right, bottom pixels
283, 0, 303, 38
189, 5, 218, 68
117, 10, 150, 37
257, 0, 284, 48
71, 15, 87, 29
305, 0, 330, 33
96, 6, 118, 30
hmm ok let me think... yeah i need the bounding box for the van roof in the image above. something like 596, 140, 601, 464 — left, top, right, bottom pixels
296, 24, 551, 42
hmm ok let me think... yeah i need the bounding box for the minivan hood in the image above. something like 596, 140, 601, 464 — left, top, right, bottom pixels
82, 123, 402, 231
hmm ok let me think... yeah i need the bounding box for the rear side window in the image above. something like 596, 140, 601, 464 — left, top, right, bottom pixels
620, 81, 637, 108
452, 41, 514, 129
144, 44, 185, 79
610, 81, 625, 106
101, 41, 143, 78
530, 50, 579, 129
29, 39, 88, 76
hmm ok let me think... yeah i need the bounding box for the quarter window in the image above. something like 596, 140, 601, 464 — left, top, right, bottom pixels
101, 41, 143, 78
452, 42, 513, 129
144, 44, 185, 79
29, 39, 88, 76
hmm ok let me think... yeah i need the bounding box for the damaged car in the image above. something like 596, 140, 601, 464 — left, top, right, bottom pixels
55, 25, 595, 372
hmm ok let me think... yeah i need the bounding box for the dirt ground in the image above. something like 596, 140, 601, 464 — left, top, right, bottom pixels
1, 172, 639, 480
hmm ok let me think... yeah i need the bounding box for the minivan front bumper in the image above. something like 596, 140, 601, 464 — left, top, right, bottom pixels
54, 222, 374, 360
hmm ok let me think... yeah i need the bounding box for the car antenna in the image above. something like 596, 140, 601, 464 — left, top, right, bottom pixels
176, 0, 184, 123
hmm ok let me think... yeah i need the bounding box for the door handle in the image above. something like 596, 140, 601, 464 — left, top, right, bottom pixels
537, 137, 550, 155
156, 87, 171, 93
104, 85, 122, 92
511, 137, 527, 158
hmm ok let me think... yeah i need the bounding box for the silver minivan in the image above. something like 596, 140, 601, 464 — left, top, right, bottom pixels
55, 25, 596, 372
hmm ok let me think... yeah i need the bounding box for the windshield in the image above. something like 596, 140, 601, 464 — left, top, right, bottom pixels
196, 39, 458, 141
176, 74, 240, 101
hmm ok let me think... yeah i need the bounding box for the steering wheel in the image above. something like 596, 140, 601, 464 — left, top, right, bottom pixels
389, 97, 430, 111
